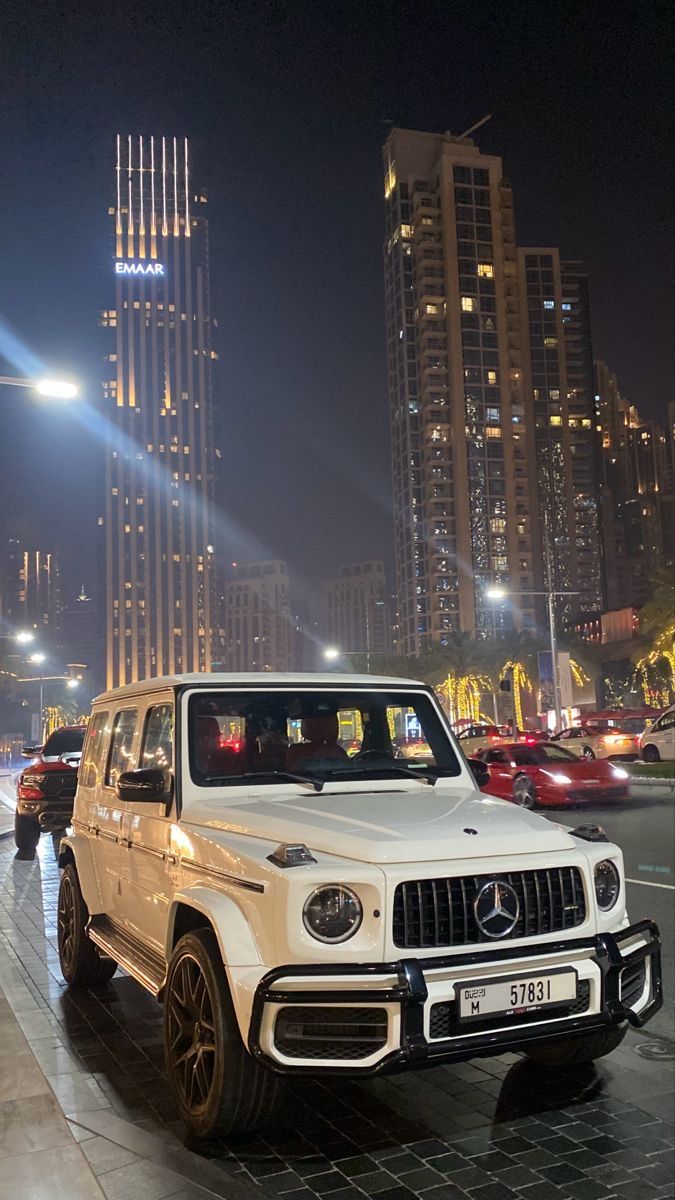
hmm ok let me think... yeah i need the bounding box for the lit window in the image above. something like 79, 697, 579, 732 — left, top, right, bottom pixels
549, 389, 560, 399
461, 296, 475, 312
486, 426, 502, 438
491, 518, 506, 533
581, 418, 592, 428
550, 415, 563, 426
477, 263, 494, 278
400, 223, 412, 238
562, 302, 571, 311
544, 300, 555, 309
544, 337, 557, 347
487, 370, 497, 385
426, 303, 440, 314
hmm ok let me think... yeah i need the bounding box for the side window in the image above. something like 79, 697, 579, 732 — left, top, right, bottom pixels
141, 704, 174, 769
660, 713, 675, 731
80, 712, 110, 789
106, 709, 138, 787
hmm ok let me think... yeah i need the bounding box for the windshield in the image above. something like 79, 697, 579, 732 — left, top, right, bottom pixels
511, 744, 578, 766
42, 727, 86, 756
188, 689, 461, 786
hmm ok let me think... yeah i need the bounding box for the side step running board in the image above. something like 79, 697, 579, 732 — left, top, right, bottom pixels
88, 915, 166, 996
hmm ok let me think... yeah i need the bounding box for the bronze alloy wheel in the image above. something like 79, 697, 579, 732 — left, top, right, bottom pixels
57, 869, 76, 976
166, 953, 217, 1114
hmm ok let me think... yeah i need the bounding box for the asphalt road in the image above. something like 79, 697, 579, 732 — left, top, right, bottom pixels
548, 780, 674, 1043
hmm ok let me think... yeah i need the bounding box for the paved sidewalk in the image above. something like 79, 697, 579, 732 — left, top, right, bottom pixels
0, 834, 673, 1200
0, 771, 15, 838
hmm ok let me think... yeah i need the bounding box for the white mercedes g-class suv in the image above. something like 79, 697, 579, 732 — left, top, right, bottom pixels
58, 674, 662, 1138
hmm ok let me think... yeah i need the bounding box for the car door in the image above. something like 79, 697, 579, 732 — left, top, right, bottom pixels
558, 729, 583, 757
482, 748, 514, 798
119, 697, 175, 952
655, 710, 675, 760
92, 706, 140, 924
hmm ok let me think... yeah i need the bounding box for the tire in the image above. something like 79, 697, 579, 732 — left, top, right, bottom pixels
523, 1025, 626, 1066
513, 775, 537, 809
582, 746, 596, 760
14, 811, 40, 856
164, 929, 282, 1138
57, 863, 118, 987
642, 744, 660, 763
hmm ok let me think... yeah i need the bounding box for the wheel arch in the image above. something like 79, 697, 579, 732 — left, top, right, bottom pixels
166, 886, 263, 970
57, 835, 104, 914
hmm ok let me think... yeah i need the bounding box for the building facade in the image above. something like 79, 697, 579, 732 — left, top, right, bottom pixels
518, 250, 603, 619
1, 539, 61, 636
101, 135, 219, 688
223, 562, 292, 672
595, 360, 673, 609
383, 128, 539, 654
323, 562, 391, 659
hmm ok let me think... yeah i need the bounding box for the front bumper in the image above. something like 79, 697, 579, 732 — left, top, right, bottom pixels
17, 798, 74, 832
249, 919, 662, 1076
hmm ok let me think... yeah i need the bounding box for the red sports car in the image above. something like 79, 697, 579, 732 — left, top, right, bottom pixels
473, 741, 630, 808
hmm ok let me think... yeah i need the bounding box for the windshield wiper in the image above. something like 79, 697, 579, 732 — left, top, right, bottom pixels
204, 770, 324, 793
327, 764, 437, 786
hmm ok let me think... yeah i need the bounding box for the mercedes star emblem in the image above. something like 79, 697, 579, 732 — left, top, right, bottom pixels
474, 880, 520, 939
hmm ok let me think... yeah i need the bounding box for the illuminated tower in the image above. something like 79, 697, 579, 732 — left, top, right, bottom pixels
101, 135, 219, 688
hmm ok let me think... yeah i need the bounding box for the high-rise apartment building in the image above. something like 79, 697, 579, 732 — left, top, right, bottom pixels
518, 251, 603, 618
2, 539, 61, 635
323, 562, 391, 659
101, 135, 219, 688
383, 128, 538, 654
60, 586, 100, 685
595, 361, 673, 608
223, 562, 292, 672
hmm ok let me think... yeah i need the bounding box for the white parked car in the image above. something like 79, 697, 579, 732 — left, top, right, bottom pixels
550, 723, 641, 761
58, 674, 662, 1139
639, 705, 675, 762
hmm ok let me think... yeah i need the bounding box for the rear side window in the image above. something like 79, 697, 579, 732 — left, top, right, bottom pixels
80, 713, 110, 789
106, 709, 138, 786
141, 704, 174, 769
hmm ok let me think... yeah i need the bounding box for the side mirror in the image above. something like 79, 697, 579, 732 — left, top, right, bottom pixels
116, 767, 173, 805
21, 745, 42, 758
469, 758, 490, 788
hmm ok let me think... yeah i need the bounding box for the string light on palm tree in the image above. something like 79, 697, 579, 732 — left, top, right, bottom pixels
502, 659, 533, 731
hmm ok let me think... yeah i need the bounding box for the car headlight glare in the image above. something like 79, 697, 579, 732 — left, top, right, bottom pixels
612, 767, 629, 779
549, 772, 572, 784
594, 860, 621, 911
302, 885, 363, 943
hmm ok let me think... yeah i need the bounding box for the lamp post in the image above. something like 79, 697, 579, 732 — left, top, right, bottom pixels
0, 375, 79, 399
485, 586, 580, 732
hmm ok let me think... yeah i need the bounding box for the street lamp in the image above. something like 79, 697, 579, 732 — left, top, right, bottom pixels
323, 647, 341, 663
0, 374, 79, 400
485, 585, 580, 732
15, 631, 35, 645
66, 679, 80, 690
29, 652, 46, 665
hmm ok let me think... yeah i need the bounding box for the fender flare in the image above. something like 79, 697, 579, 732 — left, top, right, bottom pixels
58, 835, 104, 914
166, 885, 262, 969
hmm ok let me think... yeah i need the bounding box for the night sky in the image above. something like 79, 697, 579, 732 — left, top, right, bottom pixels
0, 0, 672, 615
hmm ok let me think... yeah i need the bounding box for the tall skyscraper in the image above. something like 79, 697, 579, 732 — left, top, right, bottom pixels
518, 250, 603, 618
2, 539, 61, 636
323, 562, 391, 659
223, 562, 292, 672
102, 135, 219, 688
383, 128, 538, 654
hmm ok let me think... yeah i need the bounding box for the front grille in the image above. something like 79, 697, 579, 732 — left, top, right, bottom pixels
567, 787, 626, 803
393, 868, 586, 948
274, 1006, 388, 1060
620, 962, 646, 1009
39, 772, 77, 800
429, 979, 591, 1039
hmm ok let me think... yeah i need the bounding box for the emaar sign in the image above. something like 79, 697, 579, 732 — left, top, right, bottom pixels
115, 261, 165, 277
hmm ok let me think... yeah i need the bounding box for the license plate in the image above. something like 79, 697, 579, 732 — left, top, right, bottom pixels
456, 968, 578, 1021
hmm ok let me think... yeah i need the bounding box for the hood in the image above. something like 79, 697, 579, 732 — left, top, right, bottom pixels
182, 784, 575, 863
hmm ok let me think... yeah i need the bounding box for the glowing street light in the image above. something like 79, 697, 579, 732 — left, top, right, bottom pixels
323, 647, 341, 662
66, 678, 80, 690
0, 374, 79, 400
15, 631, 35, 645
29, 652, 46, 665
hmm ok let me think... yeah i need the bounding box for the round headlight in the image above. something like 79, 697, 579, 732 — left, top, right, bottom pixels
302, 885, 363, 943
594, 860, 620, 911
